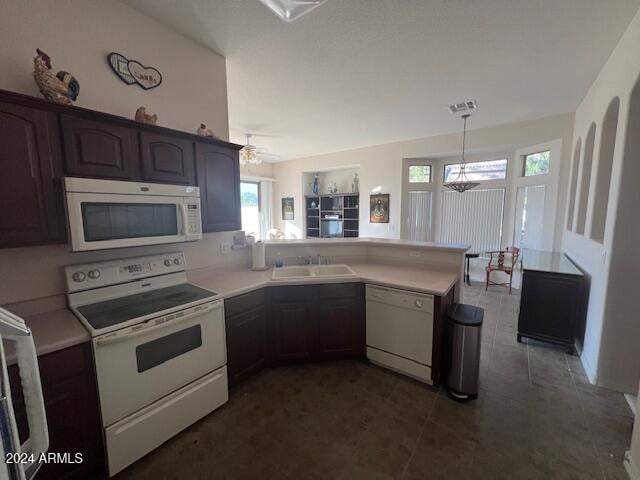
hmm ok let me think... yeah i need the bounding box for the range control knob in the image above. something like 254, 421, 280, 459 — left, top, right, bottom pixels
88, 269, 101, 279
173, 257, 182, 265
164, 259, 172, 267
72, 271, 86, 282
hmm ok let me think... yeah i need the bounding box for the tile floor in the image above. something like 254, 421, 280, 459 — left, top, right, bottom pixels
117, 285, 634, 480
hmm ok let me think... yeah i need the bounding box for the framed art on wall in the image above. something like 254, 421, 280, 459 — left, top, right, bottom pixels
282, 197, 295, 220
370, 194, 390, 223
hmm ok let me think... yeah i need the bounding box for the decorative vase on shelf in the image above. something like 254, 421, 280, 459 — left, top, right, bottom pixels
352, 173, 359, 193
312, 175, 320, 195
328, 182, 338, 194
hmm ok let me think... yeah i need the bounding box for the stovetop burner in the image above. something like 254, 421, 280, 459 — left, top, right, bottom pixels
77, 283, 217, 331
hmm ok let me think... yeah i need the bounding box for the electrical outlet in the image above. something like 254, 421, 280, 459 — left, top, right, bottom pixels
220, 242, 232, 254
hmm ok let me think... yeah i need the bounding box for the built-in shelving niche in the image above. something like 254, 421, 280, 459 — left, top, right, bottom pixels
305, 193, 359, 238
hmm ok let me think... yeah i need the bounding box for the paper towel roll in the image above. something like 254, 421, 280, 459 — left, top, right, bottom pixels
252, 241, 267, 271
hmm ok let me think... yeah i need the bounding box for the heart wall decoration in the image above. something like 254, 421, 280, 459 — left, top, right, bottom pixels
108, 52, 162, 90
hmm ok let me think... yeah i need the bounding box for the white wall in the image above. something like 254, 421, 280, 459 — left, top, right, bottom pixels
302, 167, 360, 196
0, 0, 229, 140
272, 114, 574, 243
562, 7, 640, 394
241, 162, 274, 179
0, 232, 250, 307
0, 0, 241, 309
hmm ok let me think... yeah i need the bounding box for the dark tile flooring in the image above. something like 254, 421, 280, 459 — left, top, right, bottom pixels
117, 285, 634, 480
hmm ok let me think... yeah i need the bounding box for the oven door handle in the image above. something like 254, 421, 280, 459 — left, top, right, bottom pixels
95, 300, 222, 347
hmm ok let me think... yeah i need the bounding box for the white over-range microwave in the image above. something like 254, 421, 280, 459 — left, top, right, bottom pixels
64, 177, 203, 252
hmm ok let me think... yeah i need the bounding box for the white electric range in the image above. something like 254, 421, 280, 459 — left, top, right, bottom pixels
66, 252, 228, 477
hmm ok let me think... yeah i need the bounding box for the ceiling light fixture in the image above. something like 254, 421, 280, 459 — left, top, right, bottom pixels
240, 134, 262, 166
257, 0, 326, 22
445, 114, 479, 193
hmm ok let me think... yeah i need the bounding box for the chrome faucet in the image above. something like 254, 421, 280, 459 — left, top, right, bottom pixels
298, 255, 313, 265
316, 254, 329, 265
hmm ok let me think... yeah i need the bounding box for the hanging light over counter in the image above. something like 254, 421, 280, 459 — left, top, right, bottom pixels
445, 114, 479, 193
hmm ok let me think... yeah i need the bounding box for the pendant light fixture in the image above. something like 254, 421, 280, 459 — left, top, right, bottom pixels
240, 134, 262, 166
445, 114, 479, 193
257, 0, 326, 22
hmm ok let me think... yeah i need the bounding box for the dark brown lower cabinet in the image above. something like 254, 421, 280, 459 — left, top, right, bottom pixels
8, 342, 104, 480
268, 285, 317, 363
268, 283, 365, 365
316, 283, 365, 359
224, 289, 268, 386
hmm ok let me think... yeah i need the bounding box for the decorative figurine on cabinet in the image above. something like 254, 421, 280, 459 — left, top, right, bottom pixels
33, 49, 80, 105
197, 123, 218, 139
312, 175, 320, 195
135, 106, 158, 125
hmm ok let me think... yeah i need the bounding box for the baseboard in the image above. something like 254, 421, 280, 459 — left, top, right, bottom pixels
625, 451, 640, 480
626, 394, 637, 417
580, 354, 598, 384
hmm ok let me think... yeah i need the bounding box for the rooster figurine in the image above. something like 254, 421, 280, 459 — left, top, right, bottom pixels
33, 49, 80, 105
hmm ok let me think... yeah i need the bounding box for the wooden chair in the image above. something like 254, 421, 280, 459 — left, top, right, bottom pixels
485, 247, 520, 294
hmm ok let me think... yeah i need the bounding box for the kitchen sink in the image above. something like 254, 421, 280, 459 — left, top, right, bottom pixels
311, 264, 356, 276
272, 264, 356, 280
271, 266, 313, 279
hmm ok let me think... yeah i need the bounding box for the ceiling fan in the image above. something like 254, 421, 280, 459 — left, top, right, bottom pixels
240, 134, 280, 165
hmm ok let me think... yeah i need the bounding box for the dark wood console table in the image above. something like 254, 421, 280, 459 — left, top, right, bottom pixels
517, 249, 589, 354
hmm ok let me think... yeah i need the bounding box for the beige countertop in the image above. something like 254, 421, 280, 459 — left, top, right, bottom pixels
2, 307, 90, 365
3, 262, 458, 364
264, 237, 470, 253
188, 262, 459, 299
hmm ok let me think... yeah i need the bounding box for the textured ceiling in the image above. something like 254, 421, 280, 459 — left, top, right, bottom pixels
124, 0, 639, 160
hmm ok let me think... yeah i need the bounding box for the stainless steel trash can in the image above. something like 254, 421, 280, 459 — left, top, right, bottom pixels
446, 303, 484, 401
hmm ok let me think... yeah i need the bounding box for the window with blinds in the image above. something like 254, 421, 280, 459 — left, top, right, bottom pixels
440, 188, 505, 254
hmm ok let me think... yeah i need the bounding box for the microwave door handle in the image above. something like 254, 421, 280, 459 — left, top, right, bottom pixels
95, 301, 222, 347
178, 202, 189, 236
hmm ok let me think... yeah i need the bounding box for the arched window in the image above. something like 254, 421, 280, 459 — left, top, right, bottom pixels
590, 98, 620, 242
576, 124, 596, 235
567, 138, 581, 230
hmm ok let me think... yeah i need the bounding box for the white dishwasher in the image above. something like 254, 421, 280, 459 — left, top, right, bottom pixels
366, 284, 434, 384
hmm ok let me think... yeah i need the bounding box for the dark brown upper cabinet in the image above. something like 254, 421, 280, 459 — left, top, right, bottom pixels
140, 132, 196, 185
196, 142, 241, 232
0, 103, 65, 248
60, 114, 140, 180
0, 88, 243, 248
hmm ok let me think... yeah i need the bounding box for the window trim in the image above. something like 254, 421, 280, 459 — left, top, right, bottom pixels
443, 158, 508, 184
522, 150, 551, 177
408, 164, 432, 184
